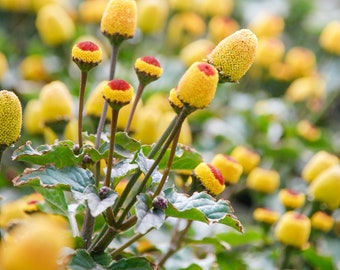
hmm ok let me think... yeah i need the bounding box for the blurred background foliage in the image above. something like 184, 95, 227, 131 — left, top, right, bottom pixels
0, 0, 340, 269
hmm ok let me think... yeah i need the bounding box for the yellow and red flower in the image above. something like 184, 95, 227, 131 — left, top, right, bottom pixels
72, 41, 102, 72
253, 207, 280, 225
246, 167, 280, 194
193, 162, 225, 195
134, 56, 163, 85
230, 146, 260, 174
102, 79, 134, 109
278, 189, 305, 209
210, 154, 243, 184
311, 211, 334, 232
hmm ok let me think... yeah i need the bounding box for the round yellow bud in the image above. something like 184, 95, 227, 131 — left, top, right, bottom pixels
230, 146, 260, 174
102, 79, 134, 109
71, 41, 102, 71
207, 29, 258, 82
19, 55, 50, 82
311, 211, 334, 232
23, 99, 44, 135
274, 211, 311, 249
285, 47, 316, 78
296, 120, 321, 142
278, 189, 305, 209
176, 62, 219, 109
198, 0, 234, 17
78, 0, 108, 24
210, 154, 243, 184
308, 165, 340, 210
208, 16, 240, 44
255, 37, 285, 68
193, 163, 225, 195
168, 88, 184, 113
302, 151, 339, 183
134, 56, 163, 85
133, 106, 160, 144
179, 39, 215, 67
248, 12, 284, 38
0, 90, 22, 147
319, 20, 340, 55
246, 167, 280, 194
253, 207, 280, 225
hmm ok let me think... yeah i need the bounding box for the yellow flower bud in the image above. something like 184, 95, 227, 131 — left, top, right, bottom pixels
248, 12, 284, 38
19, 55, 50, 82
198, 0, 234, 17
308, 165, 340, 210
168, 88, 184, 113
246, 167, 280, 194
296, 120, 321, 142
114, 179, 129, 196
134, 107, 160, 144
319, 20, 340, 55
208, 16, 239, 44
207, 29, 258, 82
285, 47, 316, 78
193, 163, 225, 195
85, 80, 112, 121
253, 207, 280, 225
230, 146, 260, 174
311, 211, 334, 232
79, 0, 108, 24
39, 81, 73, 124
23, 99, 44, 135
302, 151, 339, 183
176, 62, 219, 109
278, 189, 305, 209
254, 37, 285, 68
102, 79, 134, 109
137, 0, 169, 34
134, 56, 163, 85
72, 41, 102, 72
35, 3, 75, 46
0, 90, 22, 147
285, 75, 326, 103
100, 0, 137, 44
0, 52, 8, 81
269, 62, 294, 81
274, 211, 311, 249
179, 39, 215, 67
117, 95, 143, 132
210, 154, 243, 184
168, 0, 194, 12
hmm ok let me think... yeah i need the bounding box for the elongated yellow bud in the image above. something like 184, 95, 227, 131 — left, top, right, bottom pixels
193, 162, 225, 195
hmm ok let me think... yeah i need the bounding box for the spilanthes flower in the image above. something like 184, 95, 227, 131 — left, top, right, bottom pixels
102, 79, 134, 110
79, 0, 108, 24
254, 37, 285, 68
230, 146, 260, 174
319, 20, 340, 55
198, 0, 234, 17
0, 52, 8, 81
193, 162, 225, 195
308, 165, 340, 210
274, 211, 311, 249
246, 167, 280, 194
248, 12, 284, 38
211, 154, 243, 184
285, 47, 316, 78
168, 88, 184, 114
19, 55, 50, 82
179, 39, 215, 67
208, 16, 239, 44
134, 56, 163, 85
72, 41, 102, 72
253, 207, 280, 225
296, 120, 321, 142
176, 62, 218, 110
0, 90, 22, 147
23, 99, 44, 135
302, 150, 339, 183
311, 211, 334, 232
207, 29, 257, 83
100, 0, 137, 45
278, 189, 305, 210
134, 106, 160, 144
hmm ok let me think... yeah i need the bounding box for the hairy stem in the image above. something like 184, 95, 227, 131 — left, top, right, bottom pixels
77, 71, 88, 149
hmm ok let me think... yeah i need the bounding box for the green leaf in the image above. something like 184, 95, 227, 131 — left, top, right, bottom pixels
135, 151, 162, 183
12, 165, 95, 200
109, 257, 153, 270
111, 159, 139, 182
135, 193, 166, 234
142, 144, 202, 171
216, 227, 264, 247
85, 186, 118, 217
68, 249, 100, 270
164, 188, 243, 233
302, 247, 336, 270
35, 187, 68, 216
186, 236, 230, 253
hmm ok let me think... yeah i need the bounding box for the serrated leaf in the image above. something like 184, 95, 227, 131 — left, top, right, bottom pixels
12, 165, 95, 200
68, 249, 104, 270
110, 159, 139, 182
135, 193, 166, 234
109, 257, 153, 270
164, 188, 243, 232
85, 186, 118, 217
135, 151, 162, 183
35, 187, 68, 216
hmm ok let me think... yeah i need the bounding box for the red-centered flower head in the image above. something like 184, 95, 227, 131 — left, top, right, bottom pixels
246, 167, 280, 194
176, 62, 218, 110
311, 211, 334, 232
278, 189, 305, 210
72, 41, 102, 72
134, 56, 163, 85
168, 88, 184, 114
211, 154, 243, 184
253, 207, 280, 225
207, 29, 257, 83
102, 79, 134, 110
100, 0, 137, 45
193, 162, 225, 195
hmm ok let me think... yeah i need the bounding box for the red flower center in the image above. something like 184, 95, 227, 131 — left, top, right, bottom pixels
198, 63, 216, 76
222, 154, 237, 163
108, 79, 131, 91
286, 189, 299, 196
141, 56, 161, 67
77, 41, 99, 52
207, 164, 224, 185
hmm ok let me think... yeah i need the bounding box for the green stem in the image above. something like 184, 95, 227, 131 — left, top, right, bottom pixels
124, 83, 145, 133
78, 71, 88, 149
90, 227, 119, 254
153, 127, 181, 198
279, 245, 294, 270
104, 108, 119, 187
81, 204, 95, 249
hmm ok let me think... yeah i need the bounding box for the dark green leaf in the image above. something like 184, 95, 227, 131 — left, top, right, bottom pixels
68, 249, 99, 270
164, 188, 243, 232
111, 159, 139, 182
179, 264, 202, 270
85, 186, 118, 217
13, 165, 95, 200
109, 257, 154, 270
35, 187, 68, 216
135, 193, 166, 234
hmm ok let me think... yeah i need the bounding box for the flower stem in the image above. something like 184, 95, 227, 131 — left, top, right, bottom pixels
279, 245, 294, 270
124, 83, 145, 133
104, 108, 119, 187
78, 71, 88, 149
